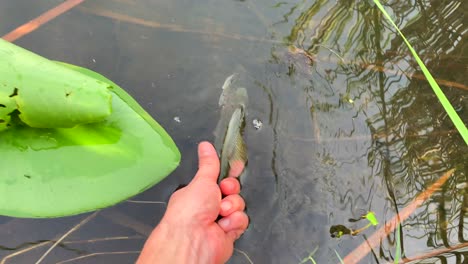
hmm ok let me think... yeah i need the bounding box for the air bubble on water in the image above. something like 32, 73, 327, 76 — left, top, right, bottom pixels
253, 118, 262, 130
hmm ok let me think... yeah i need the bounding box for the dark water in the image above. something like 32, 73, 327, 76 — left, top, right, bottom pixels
1, 0, 467, 263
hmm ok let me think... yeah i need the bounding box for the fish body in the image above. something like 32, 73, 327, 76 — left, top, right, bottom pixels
214, 74, 248, 182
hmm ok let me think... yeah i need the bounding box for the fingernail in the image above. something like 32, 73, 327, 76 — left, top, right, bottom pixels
218, 218, 230, 229
221, 201, 232, 212
199, 142, 215, 157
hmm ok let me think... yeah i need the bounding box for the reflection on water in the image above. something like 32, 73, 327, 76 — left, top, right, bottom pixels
0, 0, 467, 263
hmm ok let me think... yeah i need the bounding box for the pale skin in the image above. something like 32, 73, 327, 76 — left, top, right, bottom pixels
136, 141, 249, 264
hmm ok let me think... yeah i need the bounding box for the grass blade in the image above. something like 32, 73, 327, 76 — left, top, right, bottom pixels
335, 249, 345, 264
394, 223, 401, 264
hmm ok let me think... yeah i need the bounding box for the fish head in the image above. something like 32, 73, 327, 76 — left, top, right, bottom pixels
218, 73, 238, 107
232, 87, 248, 109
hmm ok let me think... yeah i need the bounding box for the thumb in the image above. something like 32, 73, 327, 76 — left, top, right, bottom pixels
192, 141, 220, 183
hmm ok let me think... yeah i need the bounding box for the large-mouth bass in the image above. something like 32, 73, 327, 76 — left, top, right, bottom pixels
214, 74, 248, 182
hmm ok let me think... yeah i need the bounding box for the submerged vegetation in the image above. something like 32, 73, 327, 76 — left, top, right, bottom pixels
274, 0, 467, 262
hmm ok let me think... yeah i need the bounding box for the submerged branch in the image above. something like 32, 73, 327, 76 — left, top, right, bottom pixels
234, 248, 254, 264
55, 250, 141, 264
126, 200, 167, 205
2, 0, 84, 42
401, 242, 468, 264
0, 234, 142, 264
101, 209, 153, 236
0, 241, 51, 264
35, 211, 99, 264
288, 46, 468, 92
78, 6, 281, 44
63, 235, 144, 245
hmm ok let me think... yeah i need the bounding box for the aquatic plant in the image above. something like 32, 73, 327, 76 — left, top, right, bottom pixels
343, 169, 455, 263
330, 211, 379, 238
0, 40, 180, 218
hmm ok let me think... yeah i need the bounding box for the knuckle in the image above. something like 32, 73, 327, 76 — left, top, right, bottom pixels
199, 158, 219, 171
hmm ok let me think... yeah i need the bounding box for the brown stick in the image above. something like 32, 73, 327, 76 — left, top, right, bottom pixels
2, 0, 85, 42
77, 6, 281, 44
291, 46, 468, 91
401, 242, 468, 263
101, 209, 154, 236
287, 129, 459, 144
342, 169, 455, 264
363, 63, 468, 91
78, 7, 467, 92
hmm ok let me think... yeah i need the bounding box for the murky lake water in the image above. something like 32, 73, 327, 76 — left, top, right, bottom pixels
1, 0, 467, 263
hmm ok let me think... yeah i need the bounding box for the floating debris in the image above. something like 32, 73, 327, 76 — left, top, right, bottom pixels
253, 118, 263, 130
173, 116, 181, 123
330, 211, 379, 238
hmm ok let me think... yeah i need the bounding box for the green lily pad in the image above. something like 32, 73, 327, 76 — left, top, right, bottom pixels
0, 89, 16, 131
0, 42, 180, 218
0, 39, 112, 130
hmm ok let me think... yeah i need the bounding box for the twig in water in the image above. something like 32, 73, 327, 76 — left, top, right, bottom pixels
401, 242, 468, 263
2, 0, 85, 42
1, 241, 51, 264
101, 209, 153, 236
126, 200, 167, 205
289, 45, 317, 63
299, 246, 319, 264
0, 235, 142, 264
78, 6, 280, 45
288, 47, 468, 92
55, 250, 141, 264
315, 44, 345, 63
234, 248, 254, 264
35, 211, 99, 264
63, 235, 144, 245
334, 249, 345, 264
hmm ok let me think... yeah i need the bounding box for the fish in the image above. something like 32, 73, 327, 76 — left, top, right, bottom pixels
214, 74, 248, 182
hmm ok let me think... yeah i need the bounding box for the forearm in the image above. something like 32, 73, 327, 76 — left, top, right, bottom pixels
136, 219, 213, 264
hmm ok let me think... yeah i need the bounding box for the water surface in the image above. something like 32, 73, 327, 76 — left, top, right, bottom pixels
1, 0, 467, 263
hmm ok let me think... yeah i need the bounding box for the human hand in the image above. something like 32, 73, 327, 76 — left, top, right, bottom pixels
136, 141, 249, 264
